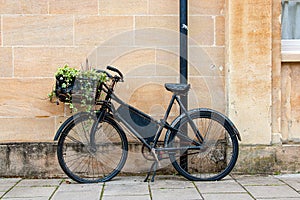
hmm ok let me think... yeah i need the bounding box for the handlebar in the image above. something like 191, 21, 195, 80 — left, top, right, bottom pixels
106, 66, 124, 80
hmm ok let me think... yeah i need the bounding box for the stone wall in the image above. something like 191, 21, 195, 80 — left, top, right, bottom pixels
0, 0, 300, 177
0, 0, 228, 176
0, 0, 225, 143
281, 62, 300, 142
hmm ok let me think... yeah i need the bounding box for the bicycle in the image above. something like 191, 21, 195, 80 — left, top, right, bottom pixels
54, 66, 241, 183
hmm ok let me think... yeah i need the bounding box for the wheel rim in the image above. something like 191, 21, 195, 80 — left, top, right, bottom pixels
58, 115, 127, 183
168, 111, 238, 181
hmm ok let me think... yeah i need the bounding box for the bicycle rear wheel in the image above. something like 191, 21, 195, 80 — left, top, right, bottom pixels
165, 109, 239, 181
57, 112, 128, 183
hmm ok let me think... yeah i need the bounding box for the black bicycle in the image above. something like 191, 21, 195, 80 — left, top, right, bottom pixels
54, 66, 241, 183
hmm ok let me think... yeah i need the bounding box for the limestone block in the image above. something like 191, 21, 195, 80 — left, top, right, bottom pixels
276, 145, 300, 173
110, 49, 156, 76
149, 0, 178, 15
189, 76, 225, 113
0, 17, 2, 46
0, 143, 61, 177
281, 63, 291, 142
190, 0, 225, 15
271, 0, 282, 135
3, 15, 73, 46
135, 16, 178, 32
272, 133, 282, 144
235, 146, 277, 174
189, 16, 214, 46
135, 16, 179, 47
156, 48, 179, 76
0, 78, 64, 117
155, 64, 178, 77
278, 62, 300, 143
189, 47, 225, 77
227, 0, 272, 145
149, 0, 225, 16
0, 0, 48, 14
114, 77, 177, 113
288, 64, 300, 141
0, 48, 13, 77
128, 83, 175, 118
216, 16, 225, 46
100, 0, 148, 15
14, 47, 91, 78
88, 46, 142, 69
135, 16, 214, 47
75, 16, 133, 46
49, 0, 98, 14
0, 117, 55, 142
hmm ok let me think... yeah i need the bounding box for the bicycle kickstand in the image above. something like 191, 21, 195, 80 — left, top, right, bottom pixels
144, 161, 158, 182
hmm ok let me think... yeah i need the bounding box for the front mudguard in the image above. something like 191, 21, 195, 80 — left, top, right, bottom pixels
53, 112, 85, 141
53, 111, 113, 141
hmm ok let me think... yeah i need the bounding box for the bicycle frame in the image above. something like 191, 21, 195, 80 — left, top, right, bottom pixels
54, 67, 241, 183
98, 82, 204, 153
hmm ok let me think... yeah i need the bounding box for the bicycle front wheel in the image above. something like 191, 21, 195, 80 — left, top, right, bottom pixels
57, 112, 128, 183
165, 109, 239, 181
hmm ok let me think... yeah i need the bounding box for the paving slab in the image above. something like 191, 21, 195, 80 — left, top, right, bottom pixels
0, 175, 299, 199
279, 179, 300, 192
17, 179, 62, 187
106, 176, 146, 185
51, 182, 103, 200
0, 178, 22, 186
0, 185, 14, 192
234, 175, 284, 186
151, 187, 202, 200
202, 193, 254, 200
245, 185, 300, 199
103, 182, 149, 196
51, 190, 102, 200
149, 179, 195, 189
0, 191, 6, 197
256, 198, 300, 200
194, 180, 246, 194
2, 197, 49, 200
102, 195, 150, 200
275, 174, 300, 179
2, 186, 56, 199
276, 174, 300, 191
0, 177, 22, 196
57, 182, 103, 191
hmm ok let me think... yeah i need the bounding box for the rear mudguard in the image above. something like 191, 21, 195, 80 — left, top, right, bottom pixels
164, 108, 241, 146
53, 111, 113, 141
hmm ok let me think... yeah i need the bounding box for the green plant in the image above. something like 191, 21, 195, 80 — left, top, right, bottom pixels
48, 64, 79, 102
55, 64, 79, 83
49, 64, 108, 113
73, 69, 108, 112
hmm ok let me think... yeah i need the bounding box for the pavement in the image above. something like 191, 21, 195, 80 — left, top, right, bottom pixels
1, 174, 300, 200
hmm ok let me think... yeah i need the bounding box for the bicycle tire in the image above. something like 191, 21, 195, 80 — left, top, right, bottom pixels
165, 108, 239, 181
57, 112, 128, 183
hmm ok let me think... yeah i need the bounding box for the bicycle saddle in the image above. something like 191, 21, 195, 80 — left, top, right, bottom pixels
165, 83, 190, 95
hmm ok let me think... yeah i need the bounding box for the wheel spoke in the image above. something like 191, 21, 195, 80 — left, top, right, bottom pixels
57, 113, 128, 183
167, 109, 239, 181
